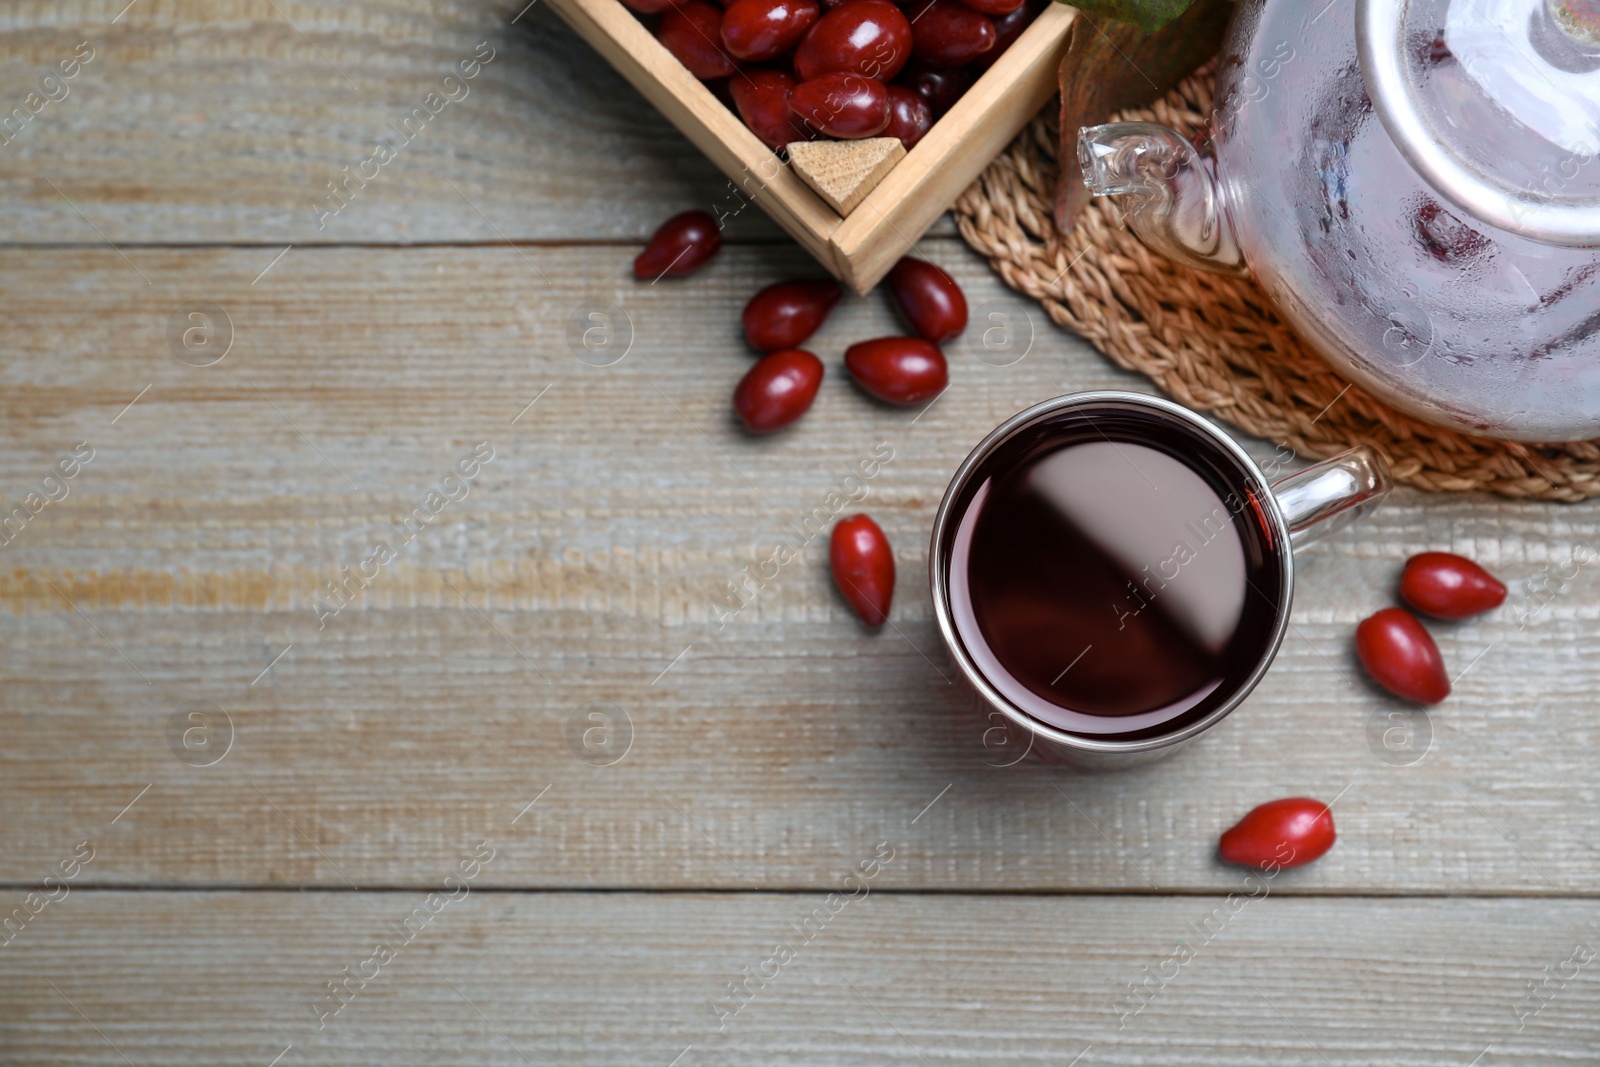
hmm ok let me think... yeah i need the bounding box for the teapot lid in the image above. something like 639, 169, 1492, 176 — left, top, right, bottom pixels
1357, 0, 1600, 247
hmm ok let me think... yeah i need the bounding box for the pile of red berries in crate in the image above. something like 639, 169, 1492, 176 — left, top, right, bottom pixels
621, 0, 1048, 148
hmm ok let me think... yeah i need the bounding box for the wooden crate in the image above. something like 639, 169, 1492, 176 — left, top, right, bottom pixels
546, 0, 1077, 293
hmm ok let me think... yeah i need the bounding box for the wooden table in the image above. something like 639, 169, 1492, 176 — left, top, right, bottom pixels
2, 3, 1597, 1063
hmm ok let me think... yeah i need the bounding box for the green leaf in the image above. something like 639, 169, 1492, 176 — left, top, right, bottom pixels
1060, 0, 1199, 33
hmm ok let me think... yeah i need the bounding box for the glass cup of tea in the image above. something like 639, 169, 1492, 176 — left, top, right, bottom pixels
930, 391, 1392, 770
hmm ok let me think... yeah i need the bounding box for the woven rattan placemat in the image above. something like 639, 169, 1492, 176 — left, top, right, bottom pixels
952, 68, 1600, 502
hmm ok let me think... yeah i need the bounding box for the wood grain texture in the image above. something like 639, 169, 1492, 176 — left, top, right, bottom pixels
1, 892, 1596, 1065
787, 138, 905, 217
0, 0, 793, 243
7, 2, 1596, 1060
3, 241, 1600, 893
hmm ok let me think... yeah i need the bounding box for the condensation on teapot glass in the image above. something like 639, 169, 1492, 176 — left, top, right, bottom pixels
1463, 1, 1599, 154
1360, 0, 1600, 246
1080, 0, 1600, 442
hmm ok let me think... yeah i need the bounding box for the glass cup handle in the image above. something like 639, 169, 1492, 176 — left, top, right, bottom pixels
1270, 446, 1393, 551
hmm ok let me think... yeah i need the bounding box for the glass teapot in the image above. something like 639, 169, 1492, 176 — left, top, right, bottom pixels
1079, 0, 1600, 441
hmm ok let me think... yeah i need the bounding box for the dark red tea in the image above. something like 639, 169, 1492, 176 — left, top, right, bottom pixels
946, 409, 1286, 741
